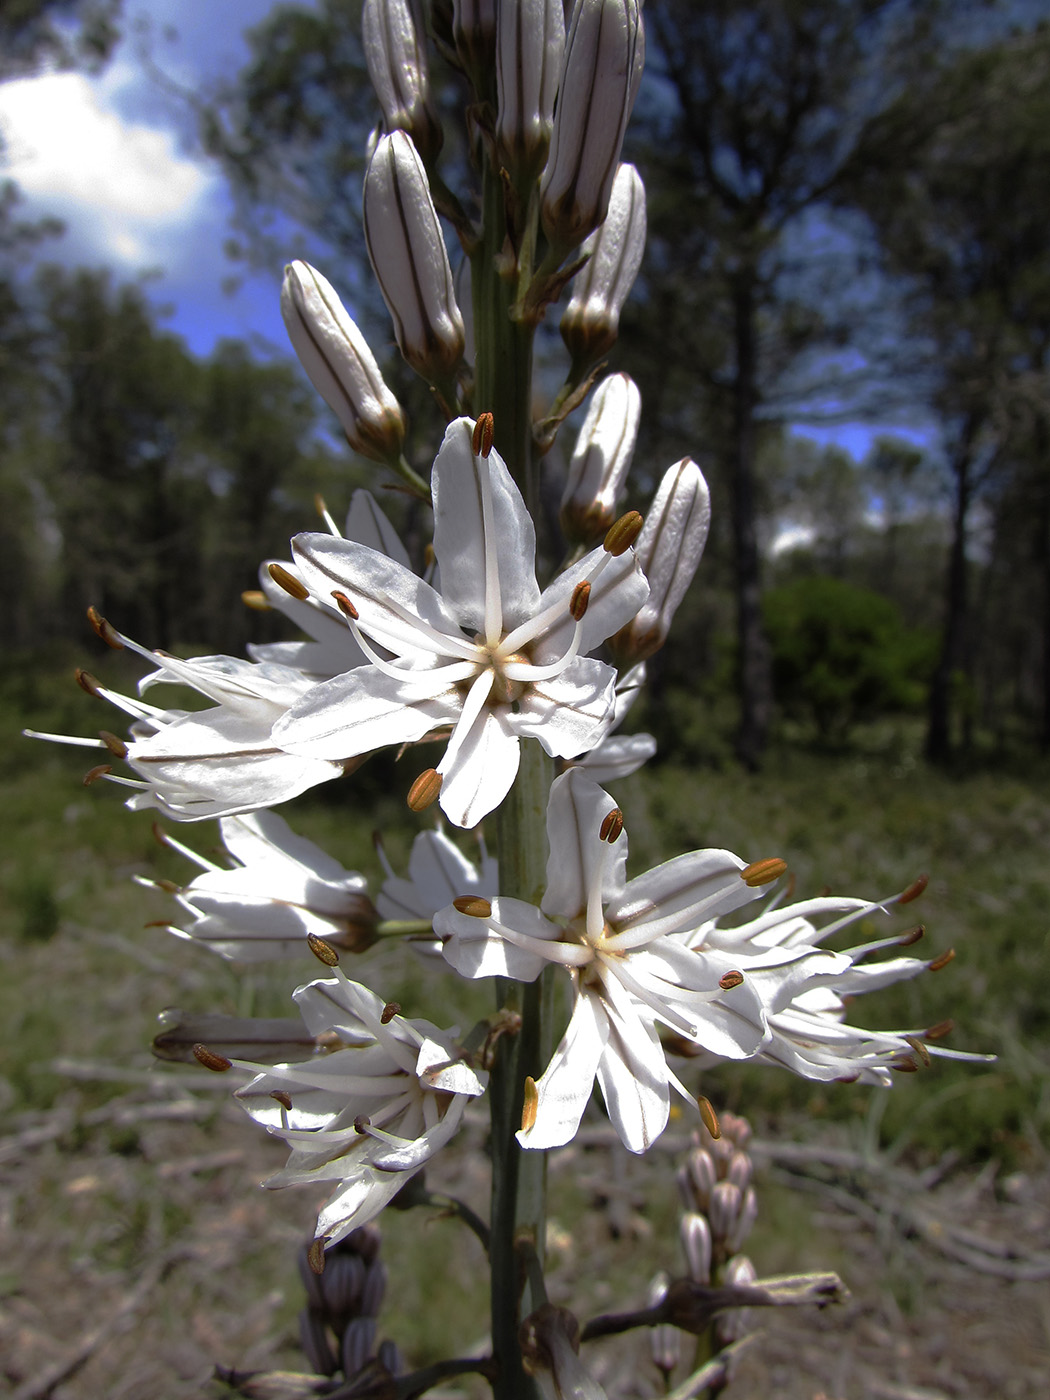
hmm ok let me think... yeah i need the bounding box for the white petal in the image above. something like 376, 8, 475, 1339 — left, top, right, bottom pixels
345, 488, 412, 567
437, 708, 521, 828
541, 768, 627, 920
437, 897, 559, 981
514, 657, 617, 760
517, 991, 608, 1150
533, 547, 648, 662
605, 850, 760, 946
575, 732, 656, 780
596, 973, 670, 1152
273, 667, 457, 759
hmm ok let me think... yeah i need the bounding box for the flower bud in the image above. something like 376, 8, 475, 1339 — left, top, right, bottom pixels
362, 0, 443, 162
281, 261, 407, 464
717, 1254, 757, 1344
685, 1145, 717, 1210
364, 131, 466, 385
728, 1185, 758, 1254
540, 0, 645, 255
680, 1211, 712, 1284
561, 163, 646, 362
610, 459, 711, 665
560, 373, 640, 544
707, 1180, 743, 1245
496, 0, 566, 181
647, 1273, 680, 1377
454, 0, 498, 90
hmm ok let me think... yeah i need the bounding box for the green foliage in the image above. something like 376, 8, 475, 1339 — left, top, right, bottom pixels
763, 576, 933, 743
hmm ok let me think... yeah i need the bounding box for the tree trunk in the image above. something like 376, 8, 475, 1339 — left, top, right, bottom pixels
729, 271, 773, 770
925, 420, 977, 763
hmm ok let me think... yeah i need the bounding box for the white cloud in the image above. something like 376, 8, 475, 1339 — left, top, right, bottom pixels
0, 64, 215, 264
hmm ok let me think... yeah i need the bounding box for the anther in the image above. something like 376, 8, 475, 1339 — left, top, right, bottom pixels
267, 562, 310, 601
307, 933, 340, 966
83, 764, 112, 786
569, 580, 591, 621
904, 1035, 931, 1067
521, 1076, 538, 1133
380, 1002, 401, 1024
924, 1019, 954, 1041
307, 1237, 328, 1276
331, 590, 359, 620
424, 542, 436, 570
603, 510, 644, 556
154, 878, 180, 894
599, 808, 624, 843
891, 1055, 919, 1073
314, 492, 329, 519
698, 1095, 721, 1140
740, 857, 787, 888
407, 768, 442, 812
928, 947, 955, 972
897, 924, 925, 947
719, 971, 744, 990
453, 895, 492, 917
99, 730, 127, 759
75, 668, 102, 698
241, 589, 270, 611
270, 1090, 293, 1110
192, 1044, 232, 1073
472, 412, 495, 457
354, 1115, 371, 1134
87, 606, 124, 649
898, 873, 929, 905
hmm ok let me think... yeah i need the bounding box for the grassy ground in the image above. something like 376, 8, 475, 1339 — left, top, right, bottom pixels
2, 662, 1048, 1396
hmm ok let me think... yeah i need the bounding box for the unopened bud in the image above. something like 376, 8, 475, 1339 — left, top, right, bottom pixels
603, 509, 643, 556
407, 767, 443, 811
281, 260, 407, 463
598, 807, 624, 843
268, 562, 310, 601
647, 1273, 679, 1376
562, 163, 646, 363
452, 895, 492, 917
453, 0, 498, 91
726, 1151, 753, 1193
740, 857, 787, 888
496, 0, 565, 181
307, 933, 340, 966
560, 373, 641, 544
708, 1180, 743, 1244
727, 1185, 758, 1253
541, 0, 645, 255
192, 1044, 232, 1073
364, 132, 465, 385
610, 459, 711, 664
680, 1211, 712, 1283
362, 0, 443, 162
685, 1147, 717, 1210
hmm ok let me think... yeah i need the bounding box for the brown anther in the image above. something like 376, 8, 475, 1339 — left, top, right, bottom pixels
924, 1018, 955, 1041
98, 730, 127, 759
928, 947, 955, 972
891, 1055, 920, 1073
603, 510, 644, 556
75, 668, 102, 698
270, 1090, 293, 1110
904, 1035, 931, 1067
154, 878, 180, 894
380, 1002, 401, 1024
354, 1115, 371, 1134
151, 821, 168, 847
453, 895, 493, 917
898, 873, 929, 905
192, 1044, 233, 1073
407, 768, 442, 812
740, 857, 787, 888
267, 562, 309, 601
83, 764, 112, 786
307, 933, 340, 966
241, 589, 270, 611
569, 580, 591, 621
472, 412, 495, 457
307, 1237, 328, 1276
314, 492, 329, 519
897, 924, 925, 946
719, 970, 745, 990
521, 1076, 538, 1133
698, 1095, 721, 1140
599, 808, 624, 843
331, 590, 360, 620
87, 606, 124, 649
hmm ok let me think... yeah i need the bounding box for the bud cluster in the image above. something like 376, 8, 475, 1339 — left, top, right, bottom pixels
298, 1226, 402, 1382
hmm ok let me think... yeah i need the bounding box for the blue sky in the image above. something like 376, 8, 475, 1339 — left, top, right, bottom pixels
0, 0, 930, 463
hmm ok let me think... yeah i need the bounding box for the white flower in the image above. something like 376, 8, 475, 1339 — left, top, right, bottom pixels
234, 972, 486, 1248
435, 770, 841, 1152
272, 417, 649, 828
685, 885, 994, 1085
146, 810, 376, 961
376, 823, 497, 964
568, 662, 655, 782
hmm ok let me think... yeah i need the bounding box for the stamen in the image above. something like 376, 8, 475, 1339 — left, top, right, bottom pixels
477, 452, 503, 648
898, 873, 929, 905
718, 970, 744, 990
270, 1090, 293, 1110
599, 808, 624, 843
380, 1002, 401, 1024
891, 1055, 919, 1073
83, 764, 112, 786
308, 933, 340, 966
500, 620, 584, 682
354, 1114, 371, 1133
928, 948, 955, 972
87, 606, 124, 650
698, 1095, 721, 1140
924, 1019, 954, 1041
604, 510, 644, 556
740, 858, 787, 888
315, 493, 342, 536
897, 924, 925, 947
472, 412, 494, 457
268, 562, 310, 600
453, 895, 493, 917
408, 768, 443, 811
193, 1044, 232, 1072
242, 589, 270, 611
99, 730, 128, 759
521, 1075, 538, 1132
332, 590, 359, 620
76, 668, 103, 698
307, 1237, 328, 1275
904, 1035, 931, 1067
569, 580, 591, 620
